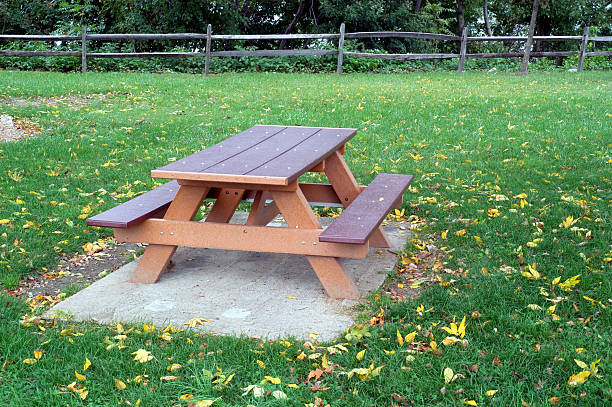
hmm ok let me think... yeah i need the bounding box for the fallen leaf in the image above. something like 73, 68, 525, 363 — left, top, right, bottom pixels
75, 371, 86, 381
131, 349, 153, 363
83, 358, 91, 371
356, 349, 365, 361
114, 378, 126, 390
444, 367, 454, 384
160, 375, 180, 381
568, 370, 590, 386
486, 389, 498, 396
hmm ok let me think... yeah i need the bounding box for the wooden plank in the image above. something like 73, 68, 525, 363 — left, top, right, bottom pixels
86, 181, 180, 228
590, 36, 612, 42
319, 174, 413, 245
210, 49, 336, 57
157, 172, 290, 185
344, 32, 459, 41
247, 128, 357, 182
0, 35, 80, 41
467, 35, 581, 42
114, 219, 368, 259
344, 52, 459, 60
211, 33, 339, 40
0, 51, 81, 57
203, 127, 321, 175
88, 52, 206, 58
86, 33, 208, 40
323, 151, 391, 248
585, 51, 612, 56
154, 125, 286, 174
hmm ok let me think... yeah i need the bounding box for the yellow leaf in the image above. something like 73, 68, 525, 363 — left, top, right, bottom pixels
548, 397, 560, 403
444, 367, 454, 384
568, 370, 590, 386
75, 371, 86, 381
404, 331, 417, 344
23, 358, 38, 365
166, 363, 182, 372
458, 316, 466, 338
114, 378, 126, 390
0, 219, 10, 225
396, 328, 404, 346
287, 383, 299, 388
184, 317, 212, 328
321, 353, 328, 369
179, 394, 194, 400
33, 350, 42, 360
160, 375, 180, 381
574, 359, 588, 369
551, 276, 561, 285
131, 349, 153, 363
356, 349, 366, 361
264, 376, 281, 384
83, 358, 91, 371
256, 360, 265, 369
464, 401, 478, 406
194, 399, 219, 407
486, 390, 498, 397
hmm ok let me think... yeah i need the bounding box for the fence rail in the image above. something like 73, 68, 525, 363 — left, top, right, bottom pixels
0, 25, 610, 75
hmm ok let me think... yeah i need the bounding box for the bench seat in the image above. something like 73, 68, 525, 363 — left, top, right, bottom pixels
318, 173, 413, 245
86, 181, 180, 228
86, 182, 368, 229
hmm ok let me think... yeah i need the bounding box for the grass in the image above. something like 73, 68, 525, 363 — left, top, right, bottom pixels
0, 70, 610, 406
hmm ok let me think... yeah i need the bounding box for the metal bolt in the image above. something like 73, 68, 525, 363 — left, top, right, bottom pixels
160, 232, 163, 235
301, 241, 305, 245
313, 242, 317, 245
243, 229, 248, 233
170, 232, 174, 236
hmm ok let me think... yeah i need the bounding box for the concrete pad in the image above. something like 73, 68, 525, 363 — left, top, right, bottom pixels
49, 215, 409, 341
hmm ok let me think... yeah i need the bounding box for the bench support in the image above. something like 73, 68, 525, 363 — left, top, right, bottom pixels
130, 185, 209, 284
324, 151, 391, 248
271, 188, 360, 299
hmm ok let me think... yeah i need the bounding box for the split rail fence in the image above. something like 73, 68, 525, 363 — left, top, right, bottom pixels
1, 24, 610, 74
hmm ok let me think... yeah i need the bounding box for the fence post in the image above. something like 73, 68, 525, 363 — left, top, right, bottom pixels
205, 24, 212, 76
520, 0, 539, 74
336, 23, 345, 75
81, 26, 87, 73
457, 27, 468, 73
577, 26, 590, 72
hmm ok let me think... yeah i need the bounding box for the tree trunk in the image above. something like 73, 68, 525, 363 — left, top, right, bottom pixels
279, 0, 308, 50
520, 0, 539, 74
414, 0, 423, 13
456, 0, 465, 36
483, 1, 492, 36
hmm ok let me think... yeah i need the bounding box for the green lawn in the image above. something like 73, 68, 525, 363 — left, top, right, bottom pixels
0, 70, 610, 406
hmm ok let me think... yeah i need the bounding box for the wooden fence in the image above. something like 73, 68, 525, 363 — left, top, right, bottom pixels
1, 25, 610, 75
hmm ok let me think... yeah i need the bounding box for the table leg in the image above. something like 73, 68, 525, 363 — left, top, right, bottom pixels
324, 151, 392, 248
205, 188, 244, 223
130, 185, 209, 284
246, 191, 279, 226
271, 188, 359, 299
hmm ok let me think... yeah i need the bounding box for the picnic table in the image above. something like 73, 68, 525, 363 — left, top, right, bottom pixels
87, 125, 413, 299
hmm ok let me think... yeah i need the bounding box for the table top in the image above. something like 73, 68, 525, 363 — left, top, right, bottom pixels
151, 125, 356, 186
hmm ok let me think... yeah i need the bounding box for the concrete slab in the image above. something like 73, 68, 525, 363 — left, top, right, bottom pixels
49, 214, 409, 341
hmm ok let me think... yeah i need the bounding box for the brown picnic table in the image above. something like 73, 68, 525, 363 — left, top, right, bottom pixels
87, 125, 413, 299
